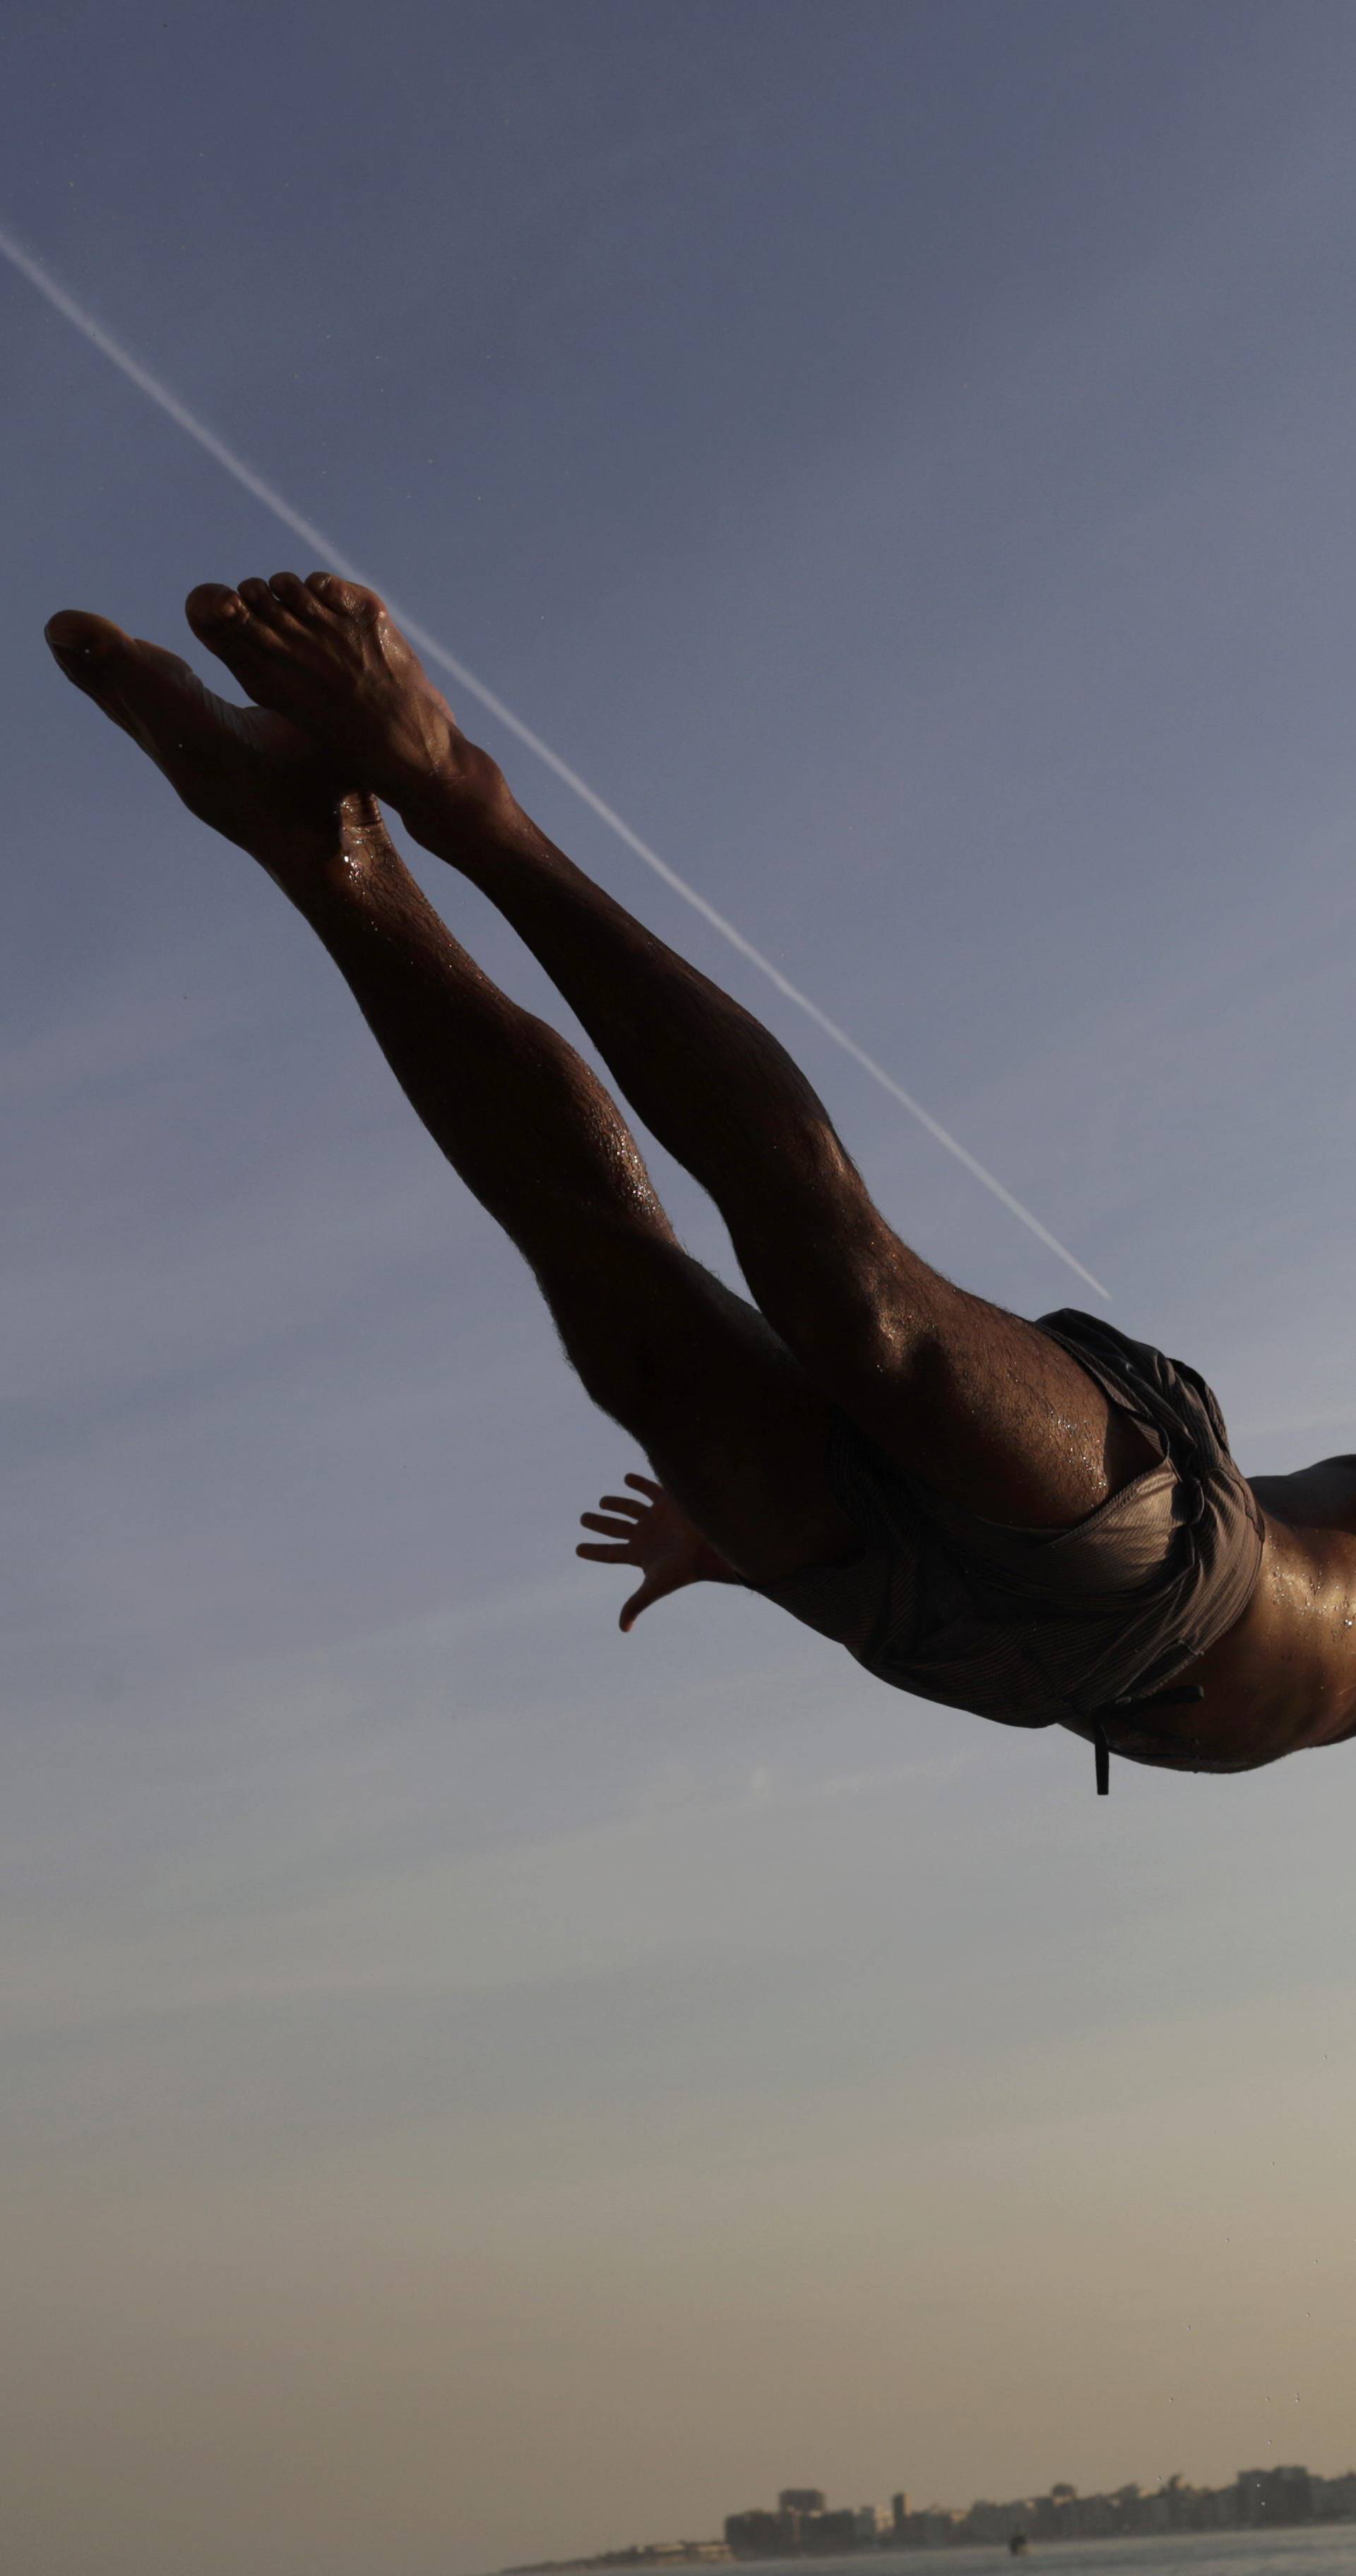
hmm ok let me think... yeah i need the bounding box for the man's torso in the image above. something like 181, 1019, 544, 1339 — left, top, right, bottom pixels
1064, 1462, 1356, 1772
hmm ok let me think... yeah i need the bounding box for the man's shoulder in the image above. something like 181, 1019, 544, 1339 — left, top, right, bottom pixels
1248, 1456, 1356, 1536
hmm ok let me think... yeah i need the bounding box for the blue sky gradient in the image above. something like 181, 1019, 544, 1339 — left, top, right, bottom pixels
5, 7, 1356, 2572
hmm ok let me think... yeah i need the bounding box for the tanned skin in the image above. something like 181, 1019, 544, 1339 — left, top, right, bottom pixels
43, 575, 1356, 1779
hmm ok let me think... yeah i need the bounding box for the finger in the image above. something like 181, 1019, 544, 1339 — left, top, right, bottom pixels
577, 1542, 631, 1562
596, 1494, 645, 1517
624, 1474, 664, 1497
619, 1574, 667, 1632
579, 1515, 634, 1537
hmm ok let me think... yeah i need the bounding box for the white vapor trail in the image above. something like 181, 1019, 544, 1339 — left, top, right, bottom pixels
2, 217, 1108, 1300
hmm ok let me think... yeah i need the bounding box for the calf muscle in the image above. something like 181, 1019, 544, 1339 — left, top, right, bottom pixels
282, 835, 855, 1584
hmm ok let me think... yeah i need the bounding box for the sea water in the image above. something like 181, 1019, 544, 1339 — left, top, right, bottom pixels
737, 2533, 1356, 2576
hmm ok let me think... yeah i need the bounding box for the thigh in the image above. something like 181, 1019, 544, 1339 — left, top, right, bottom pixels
718, 1143, 1155, 1530
539, 1231, 864, 1585
832, 1268, 1161, 1529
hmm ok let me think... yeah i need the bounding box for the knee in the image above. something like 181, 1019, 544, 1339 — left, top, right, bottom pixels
756, 1225, 934, 1371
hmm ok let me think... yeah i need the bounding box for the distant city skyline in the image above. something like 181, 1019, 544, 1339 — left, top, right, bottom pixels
505, 2460, 1356, 2570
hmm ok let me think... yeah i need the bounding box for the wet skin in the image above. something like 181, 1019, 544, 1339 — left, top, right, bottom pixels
42, 607, 387, 882
43, 596, 872, 1604
46, 577, 1356, 1777
1063, 1488, 1356, 1775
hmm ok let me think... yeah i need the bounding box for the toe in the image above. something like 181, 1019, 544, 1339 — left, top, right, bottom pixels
307, 573, 387, 626
305, 571, 362, 612
186, 582, 247, 636
269, 571, 318, 616
44, 612, 136, 721
45, 609, 124, 667
238, 576, 282, 619
185, 580, 288, 700
187, 580, 287, 662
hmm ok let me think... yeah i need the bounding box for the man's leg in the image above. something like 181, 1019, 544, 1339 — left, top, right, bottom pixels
44, 609, 861, 1587
251, 837, 870, 1583
185, 573, 1155, 1527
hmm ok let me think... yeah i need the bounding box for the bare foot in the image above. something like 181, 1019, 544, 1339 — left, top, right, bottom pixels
44, 609, 385, 882
183, 573, 504, 828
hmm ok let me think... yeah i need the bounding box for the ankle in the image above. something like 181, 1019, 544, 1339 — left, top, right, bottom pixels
394, 744, 523, 867
260, 793, 398, 907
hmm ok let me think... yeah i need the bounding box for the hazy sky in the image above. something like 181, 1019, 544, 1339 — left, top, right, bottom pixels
6, 5, 1356, 2572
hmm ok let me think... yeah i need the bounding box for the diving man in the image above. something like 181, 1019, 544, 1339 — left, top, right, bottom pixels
45, 573, 1356, 1791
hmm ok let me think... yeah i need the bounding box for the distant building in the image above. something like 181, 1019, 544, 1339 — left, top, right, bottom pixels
724, 2495, 864, 2558
724, 2512, 798, 2559
799, 2511, 857, 2553
961, 2500, 1025, 2545
895, 2508, 965, 2549
1237, 2467, 1314, 2527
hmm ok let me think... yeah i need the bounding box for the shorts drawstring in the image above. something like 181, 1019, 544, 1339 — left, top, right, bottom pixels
1091, 1684, 1207, 1794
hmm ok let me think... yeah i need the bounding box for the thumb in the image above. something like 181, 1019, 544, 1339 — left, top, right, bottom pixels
619, 1573, 667, 1633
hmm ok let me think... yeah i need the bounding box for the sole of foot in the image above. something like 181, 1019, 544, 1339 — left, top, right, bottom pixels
45, 609, 383, 873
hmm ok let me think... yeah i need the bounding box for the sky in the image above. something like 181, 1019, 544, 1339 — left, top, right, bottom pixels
4, 2, 1356, 2570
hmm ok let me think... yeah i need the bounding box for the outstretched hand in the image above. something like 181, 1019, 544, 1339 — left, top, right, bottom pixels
576, 1473, 736, 1631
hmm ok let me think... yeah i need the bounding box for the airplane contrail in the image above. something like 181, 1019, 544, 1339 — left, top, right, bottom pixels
1, 216, 1109, 1301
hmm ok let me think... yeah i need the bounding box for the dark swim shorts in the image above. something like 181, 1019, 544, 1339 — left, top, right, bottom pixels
749, 1307, 1266, 1791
